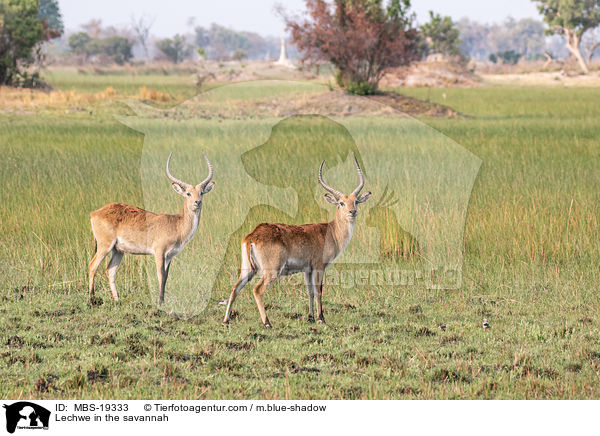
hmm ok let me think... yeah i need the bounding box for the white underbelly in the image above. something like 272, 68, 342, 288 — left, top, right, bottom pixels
280, 258, 309, 276
115, 237, 152, 255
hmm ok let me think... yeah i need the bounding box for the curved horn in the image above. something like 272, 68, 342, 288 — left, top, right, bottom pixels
166, 152, 191, 189
351, 154, 365, 196
318, 160, 343, 199
199, 153, 213, 189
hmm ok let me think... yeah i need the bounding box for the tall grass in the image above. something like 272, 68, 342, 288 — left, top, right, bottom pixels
44, 67, 197, 100
0, 81, 599, 399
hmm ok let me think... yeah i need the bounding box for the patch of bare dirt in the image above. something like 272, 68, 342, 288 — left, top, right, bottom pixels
171, 88, 460, 119
198, 60, 316, 83
381, 60, 481, 88
481, 71, 600, 87
368, 92, 460, 118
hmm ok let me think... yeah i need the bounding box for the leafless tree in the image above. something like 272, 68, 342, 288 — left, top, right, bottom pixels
131, 14, 155, 60
582, 26, 600, 66
81, 19, 103, 38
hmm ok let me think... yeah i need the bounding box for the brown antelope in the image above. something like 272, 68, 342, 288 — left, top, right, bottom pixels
88, 152, 214, 304
223, 155, 371, 328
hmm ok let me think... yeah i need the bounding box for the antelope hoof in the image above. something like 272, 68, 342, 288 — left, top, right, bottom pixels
222, 320, 230, 327
89, 296, 103, 307
317, 316, 326, 324
307, 315, 315, 323
264, 321, 272, 329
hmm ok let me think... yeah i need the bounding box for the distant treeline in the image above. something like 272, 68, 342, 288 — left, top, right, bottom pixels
49, 19, 296, 64
194, 24, 294, 60
46, 15, 596, 66
456, 17, 571, 61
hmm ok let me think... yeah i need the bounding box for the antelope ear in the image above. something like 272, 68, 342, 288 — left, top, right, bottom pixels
201, 181, 215, 194
356, 191, 372, 204
324, 193, 339, 205
172, 183, 186, 196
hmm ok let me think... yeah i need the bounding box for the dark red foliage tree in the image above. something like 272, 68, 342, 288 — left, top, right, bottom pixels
283, 0, 419, 94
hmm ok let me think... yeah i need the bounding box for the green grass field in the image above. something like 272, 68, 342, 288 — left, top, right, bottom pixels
1, 71, 599, 399
44, 67, 199, 100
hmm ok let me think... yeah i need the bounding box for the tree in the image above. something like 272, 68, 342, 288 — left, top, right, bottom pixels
456, 18, 490, 60
194, 26, 210, 48
156, 34, 192, 63
420, 11, 461, 57
68, 26, 134, 65
0, 0, 45, 86
37, 0, 62, 38
581, 25, 600, 64
533, 0, 600, 73
130, 14, 154, 60
240, 31, 271, 59
545, 33, 570, 58
488, 18, 545, 61
495, 50, 522, 64
458, 17, 549, 61
231, 49, 247, 61
511, 18, 545, 58
282, 0, 419, 95
81, 18, 102, 38
68, 31, 91, 60
195, 23, 251, 59
87, 36, 133, 65
194, 23, 279, 60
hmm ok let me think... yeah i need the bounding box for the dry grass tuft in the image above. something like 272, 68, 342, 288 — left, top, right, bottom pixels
0, 86, 120, 109
0, 85, 171, 111
137, 86, 171, 102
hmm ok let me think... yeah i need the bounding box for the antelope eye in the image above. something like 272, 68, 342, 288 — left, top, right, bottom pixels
186, 192, 191, 197
339, 202, 345, 207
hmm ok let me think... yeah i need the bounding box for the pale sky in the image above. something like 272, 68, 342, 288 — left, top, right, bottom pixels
58, 0, 542, 37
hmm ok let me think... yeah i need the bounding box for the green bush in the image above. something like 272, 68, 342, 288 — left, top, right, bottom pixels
0, 0, 45, 86
87, 36, 133, 65
155, 34, 191, 64
335, 71, 377, 96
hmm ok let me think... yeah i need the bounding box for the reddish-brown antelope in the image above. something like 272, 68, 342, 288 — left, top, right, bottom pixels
88, 152, 214, 304
223, 155, 371, 328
